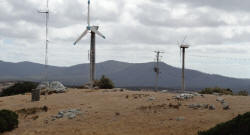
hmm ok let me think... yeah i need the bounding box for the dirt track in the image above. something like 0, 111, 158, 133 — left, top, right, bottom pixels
1, 89, 250, 135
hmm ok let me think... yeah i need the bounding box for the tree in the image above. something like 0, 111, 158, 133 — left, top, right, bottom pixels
97, 75, 114, 89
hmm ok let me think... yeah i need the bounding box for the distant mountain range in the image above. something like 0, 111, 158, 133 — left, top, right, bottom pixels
0, 60, 250, 92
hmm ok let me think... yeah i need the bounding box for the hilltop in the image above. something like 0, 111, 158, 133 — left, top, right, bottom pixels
0, 60, 250, 91
0, 89, 250, 135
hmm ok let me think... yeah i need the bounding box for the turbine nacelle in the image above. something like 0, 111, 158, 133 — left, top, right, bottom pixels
180, 44, 190, 48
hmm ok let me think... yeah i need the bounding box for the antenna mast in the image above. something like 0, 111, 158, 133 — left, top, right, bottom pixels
154, 51, 164, 91
39, 0, 50, 82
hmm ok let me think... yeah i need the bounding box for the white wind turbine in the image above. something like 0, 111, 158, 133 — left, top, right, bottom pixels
74, 0, 106, 89
178, 36, 190, 92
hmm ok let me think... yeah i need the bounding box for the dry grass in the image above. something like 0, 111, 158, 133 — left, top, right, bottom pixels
0, 89, 250, 135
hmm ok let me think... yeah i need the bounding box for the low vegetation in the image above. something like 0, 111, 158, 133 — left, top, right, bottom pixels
0, 82, 38, 97
198, 112, 250, 135
0, 110, 19, 133
16, 106, 48, 117
96, 75, 114, 89
238, 90, 248, 96
199, 87, 233, 95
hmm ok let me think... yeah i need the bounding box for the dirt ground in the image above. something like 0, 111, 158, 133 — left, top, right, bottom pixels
0, 89, 250, 135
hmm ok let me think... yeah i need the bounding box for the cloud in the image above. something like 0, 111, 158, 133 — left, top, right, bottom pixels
1, 0, 250, 78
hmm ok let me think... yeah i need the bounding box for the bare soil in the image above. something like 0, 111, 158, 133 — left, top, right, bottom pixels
1, 89, 250, 135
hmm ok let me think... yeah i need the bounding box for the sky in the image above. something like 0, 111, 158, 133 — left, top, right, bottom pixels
1, 0, 250, 78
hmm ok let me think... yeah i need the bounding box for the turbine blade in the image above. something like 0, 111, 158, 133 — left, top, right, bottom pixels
90, 27, 106, 39
74, 29, 88, 45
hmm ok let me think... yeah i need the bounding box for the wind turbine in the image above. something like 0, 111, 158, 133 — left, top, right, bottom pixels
178, 36, 190, 92
74, 0, 106, 89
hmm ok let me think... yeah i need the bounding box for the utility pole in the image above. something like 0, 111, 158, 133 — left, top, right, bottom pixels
180, 45, 189, 92
154, 51, 164, 91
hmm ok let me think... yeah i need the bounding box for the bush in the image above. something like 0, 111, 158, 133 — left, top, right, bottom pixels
198, 112, 250, 135
199, 87, 233, 95
0, 110, 19, 133
97, 75, 114, 89
238, 91, 248, 96
0, 82, 38, 97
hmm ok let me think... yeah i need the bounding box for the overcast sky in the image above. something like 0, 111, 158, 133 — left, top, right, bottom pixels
1, 0, 250, 78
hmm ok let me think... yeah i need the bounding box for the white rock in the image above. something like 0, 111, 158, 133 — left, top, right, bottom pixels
209, 105, 216, 110
222, 103, 230, 110
161, 90, 168, 93
216, 97, 225, 103
176, 117, 185, 121
49, 81, 66, 93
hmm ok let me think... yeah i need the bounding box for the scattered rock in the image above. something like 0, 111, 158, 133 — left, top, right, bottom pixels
169, 103, 181, 109
50, 109, 82, 121
222, 102, 230, 110
189, 104, 210, 109
51, 117, 57, 121
209, 105, 216, 110
193, 92, 201, 96
37, 81, 67, 95
175, 93, 194, 100
161, 90, 168, 93
68, 113, 76, 119
49, 81, 67, 93
216, 97, 225, 103
36, 82, 49, 91
176, 117, 185, 121
56, 114, 63, 119
148, 97, 156, 101
31, 115, 39, 120
203, 104, 209, 109
132, 94, 150, 99
188, 104, 201, 109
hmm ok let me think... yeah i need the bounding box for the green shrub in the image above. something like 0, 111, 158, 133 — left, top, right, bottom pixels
199, 87, 233, 95
198, 112, 250, 135
238, 91, 248, 96
97, 75, 114, 89
0, 82, 38, 97
0, 110, 19, 133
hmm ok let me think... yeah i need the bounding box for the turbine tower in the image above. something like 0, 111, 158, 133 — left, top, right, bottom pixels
39, 0, 49, 83
74, 0, 106, 89
178, 37, 190, 92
